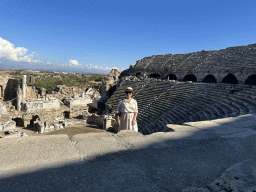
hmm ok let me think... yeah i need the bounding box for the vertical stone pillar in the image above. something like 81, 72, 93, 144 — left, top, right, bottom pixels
17, 87, 21, 111
103, 115, 113, 130
22, 75, 27, 101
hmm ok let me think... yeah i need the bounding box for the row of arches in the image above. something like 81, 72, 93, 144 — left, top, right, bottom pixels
136, 73, 256, 85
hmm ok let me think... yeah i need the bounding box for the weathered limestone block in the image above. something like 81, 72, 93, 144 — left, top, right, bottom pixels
63, 96, 93, 108
27, 75, 35, 84
60, 120, 74, 127
54, 116, 64, 123
103, 115, 113, 130
0, 102, 8, 117
44, 125, 54, 133
25, 86, 37, 99
39, 88, 46, 96
53, 123, 59, 130
21, 98, 61, 112
2, 121, 16, 131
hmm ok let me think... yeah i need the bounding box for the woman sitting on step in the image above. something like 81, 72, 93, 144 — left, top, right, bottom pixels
116, 87, 138, 132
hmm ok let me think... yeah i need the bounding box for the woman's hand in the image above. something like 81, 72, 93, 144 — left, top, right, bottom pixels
117, 119, 121, 125
132, 119, 136, 126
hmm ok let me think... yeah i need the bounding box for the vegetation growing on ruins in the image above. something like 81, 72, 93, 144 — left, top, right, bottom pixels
9, 70, 106, 93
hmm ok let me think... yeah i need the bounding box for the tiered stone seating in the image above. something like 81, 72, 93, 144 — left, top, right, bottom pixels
176, 51, 213, 73
140, 82, 256, 134
140, 83, 207, 133
148, 55, 171, 71
105, 79, 256, 135
135, 81, 176, 114
135, 56, 156, 71
241, 47, 256, 68
133, 43, 256, 74
164, 53, 193, 71
215, 46, 252, 70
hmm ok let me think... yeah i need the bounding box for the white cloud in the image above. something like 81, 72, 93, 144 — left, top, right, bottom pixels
0, 37, 39, 63
0, 37, 124, 74
69, 59, 82, 67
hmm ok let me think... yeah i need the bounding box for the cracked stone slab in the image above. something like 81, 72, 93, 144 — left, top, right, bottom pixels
70, 132, 130, 161
0, 134, 82, 177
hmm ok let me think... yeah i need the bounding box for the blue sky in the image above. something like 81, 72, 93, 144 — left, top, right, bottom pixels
0, 0, 256, 73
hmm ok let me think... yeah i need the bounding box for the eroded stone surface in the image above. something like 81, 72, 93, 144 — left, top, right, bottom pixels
183, 159, 256, 192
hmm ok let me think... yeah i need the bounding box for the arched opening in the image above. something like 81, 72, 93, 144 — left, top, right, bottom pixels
136, 72, 141, 77
202, 74, 217, 83
64, 111, 70, 118
108, 85, 117, 98
222, 74, 238, 84
245, 74, 256, 85
149, 73, 161, 79
166, 74, 177, 80
30, 115, 39, 126
182, 74, 197, 82
13, 118, 24, 127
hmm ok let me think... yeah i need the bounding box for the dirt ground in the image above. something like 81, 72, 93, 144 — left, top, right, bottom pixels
0, 119, 108, 139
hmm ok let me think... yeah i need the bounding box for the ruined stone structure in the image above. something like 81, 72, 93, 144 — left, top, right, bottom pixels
0, 101, 18, 133
63, 93, 93, 118
0, 73, 11, 101
99, 69, 121, 98
125, 43, 256, 85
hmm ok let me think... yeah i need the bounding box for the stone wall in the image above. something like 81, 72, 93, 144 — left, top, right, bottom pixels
4, 79, 20, 101
0, 74, 10, 100
63, 94, 93, 108
0, 102, 8, 117
21, 97, 61, 113
26, 86, 37, 100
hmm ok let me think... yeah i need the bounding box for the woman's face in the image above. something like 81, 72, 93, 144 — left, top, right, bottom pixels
125, 91, 133, 97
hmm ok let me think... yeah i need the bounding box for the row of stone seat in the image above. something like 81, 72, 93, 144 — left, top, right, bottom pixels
105, 79, 256, 135
139, 83, 256, 134
137, 83, 203, 131
134, 43, 256, 74
196, 46, 256, 72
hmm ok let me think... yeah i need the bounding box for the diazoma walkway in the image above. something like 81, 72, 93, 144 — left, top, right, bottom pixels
0, 113, 256, 192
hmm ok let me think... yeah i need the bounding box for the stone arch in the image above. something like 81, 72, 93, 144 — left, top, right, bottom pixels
149, 73, 161, 79
166, 74, 177, 80
13, 118, 24, 127
182, 74, 197, 82
221, 74, 238, 84
245, 74, 256, 85
202, 74, 217, 83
